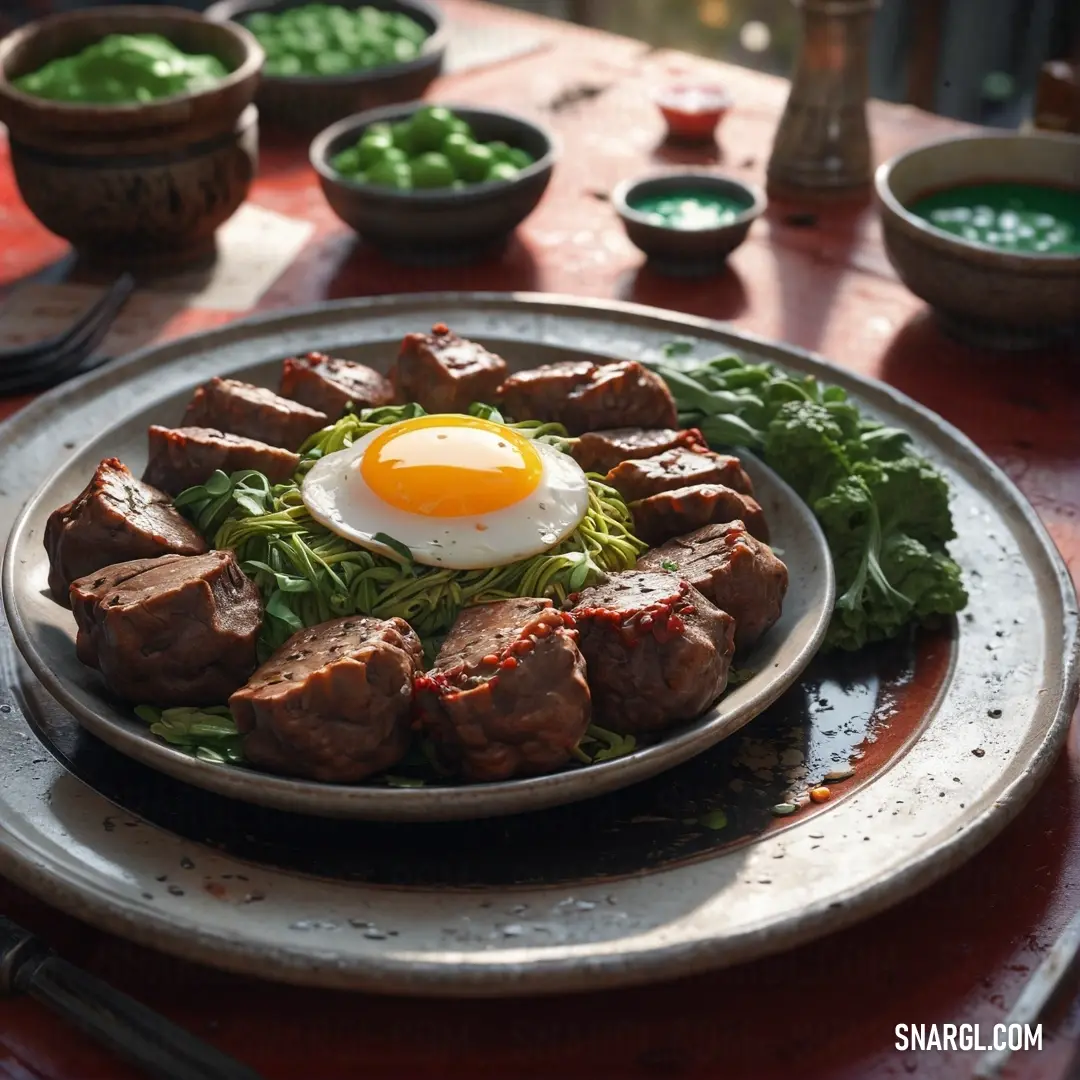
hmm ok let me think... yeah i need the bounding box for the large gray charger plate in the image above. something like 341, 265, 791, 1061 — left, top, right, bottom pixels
0, 293, 1076, 995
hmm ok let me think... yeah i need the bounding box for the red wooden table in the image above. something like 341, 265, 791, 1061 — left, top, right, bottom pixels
1, 4, 1078, 1078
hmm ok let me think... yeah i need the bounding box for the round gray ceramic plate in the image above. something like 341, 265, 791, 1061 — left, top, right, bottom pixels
0, 293, 1076, 995
4, 443, 832, 821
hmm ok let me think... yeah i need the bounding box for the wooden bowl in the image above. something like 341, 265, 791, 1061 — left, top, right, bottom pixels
613, 171, 765, 277
876, 132, 1080, 350
310, 103, 555, 265
0, 6, 263, 263
205, 0, 447, 133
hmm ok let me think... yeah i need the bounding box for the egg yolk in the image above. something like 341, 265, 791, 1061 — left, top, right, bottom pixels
359, 415, 544, 517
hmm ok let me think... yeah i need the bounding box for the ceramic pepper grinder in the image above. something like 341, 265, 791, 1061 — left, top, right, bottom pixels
767, 0, 881, 197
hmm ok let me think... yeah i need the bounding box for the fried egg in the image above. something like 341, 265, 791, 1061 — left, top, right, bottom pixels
301, 414, 591, 570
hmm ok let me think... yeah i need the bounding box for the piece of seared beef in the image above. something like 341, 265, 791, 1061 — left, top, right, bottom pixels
413, 598, 591, 782
229, 616, 423, 783
630, 484, 769, 545
498, 359, 678, 435
143, 426, 300, 495
499, 360, 593, 420
279, 352, 395, 418
70, 555, 185, 669
70, 551, 261, 705
606, 447, 754, 502
389, 323, 507, 413
44, 458, 208, 605
568, 570, 734, 734
571, 427, 708, 474
637, 522, 788, 651
182, 377, 328, 451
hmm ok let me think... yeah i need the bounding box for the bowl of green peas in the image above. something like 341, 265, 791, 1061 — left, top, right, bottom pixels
311, 102, 556, 264
204, 0, 445, 132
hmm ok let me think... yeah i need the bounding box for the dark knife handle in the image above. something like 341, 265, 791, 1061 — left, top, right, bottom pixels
0, 918, 263, 1080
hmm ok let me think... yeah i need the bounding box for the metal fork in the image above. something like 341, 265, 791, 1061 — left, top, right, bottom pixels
0, 916, 265, 1080
0, 273, 135, 396
975, 906, 1080, 1078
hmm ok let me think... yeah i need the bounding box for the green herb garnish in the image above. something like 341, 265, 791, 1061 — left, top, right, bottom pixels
133, 705, 244, 764
660, 337, 696, 358
576, 724, 637, 764
372, 532, 414, 565
649, 351, 967, 651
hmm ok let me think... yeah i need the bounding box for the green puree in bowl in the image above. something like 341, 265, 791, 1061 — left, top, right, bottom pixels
909, 182, 1080, 255
245, 4, 428, 77
14, 34, 228, 104
630, 191, 748, 230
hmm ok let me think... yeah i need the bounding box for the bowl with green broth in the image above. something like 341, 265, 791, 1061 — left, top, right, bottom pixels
612, 171, 766, 277
0, 6, 263, 262
876, 132, 1080, 350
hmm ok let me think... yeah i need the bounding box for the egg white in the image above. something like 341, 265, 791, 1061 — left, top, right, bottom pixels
301, 426, 591, 570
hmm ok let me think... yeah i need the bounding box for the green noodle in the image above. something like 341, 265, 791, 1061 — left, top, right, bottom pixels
175, 403, 646, 658
295, 400, 574, 471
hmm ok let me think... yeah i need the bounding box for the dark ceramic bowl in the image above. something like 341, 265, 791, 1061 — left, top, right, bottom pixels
205, 0, 446, 133
613, 171, 766, 277
652, 83, 733, 144
876, 132, 1080, 350
0, 6, 263, 263
311, 102, 556, 265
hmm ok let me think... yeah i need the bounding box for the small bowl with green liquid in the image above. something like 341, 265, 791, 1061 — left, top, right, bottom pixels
613, 171, 766, 277
877, 132, 1080, 350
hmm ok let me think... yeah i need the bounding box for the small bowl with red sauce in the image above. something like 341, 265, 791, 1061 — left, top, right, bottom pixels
653, 82, 733, 143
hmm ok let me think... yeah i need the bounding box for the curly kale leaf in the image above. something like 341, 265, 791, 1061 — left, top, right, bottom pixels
648, 350, 970, 651
763, 400, 852, 505
849, 422, 913, 463
855, 456, 956, 547
813, 476, 915, 651
879, 533, 968, 621
812, 468, 967, 650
